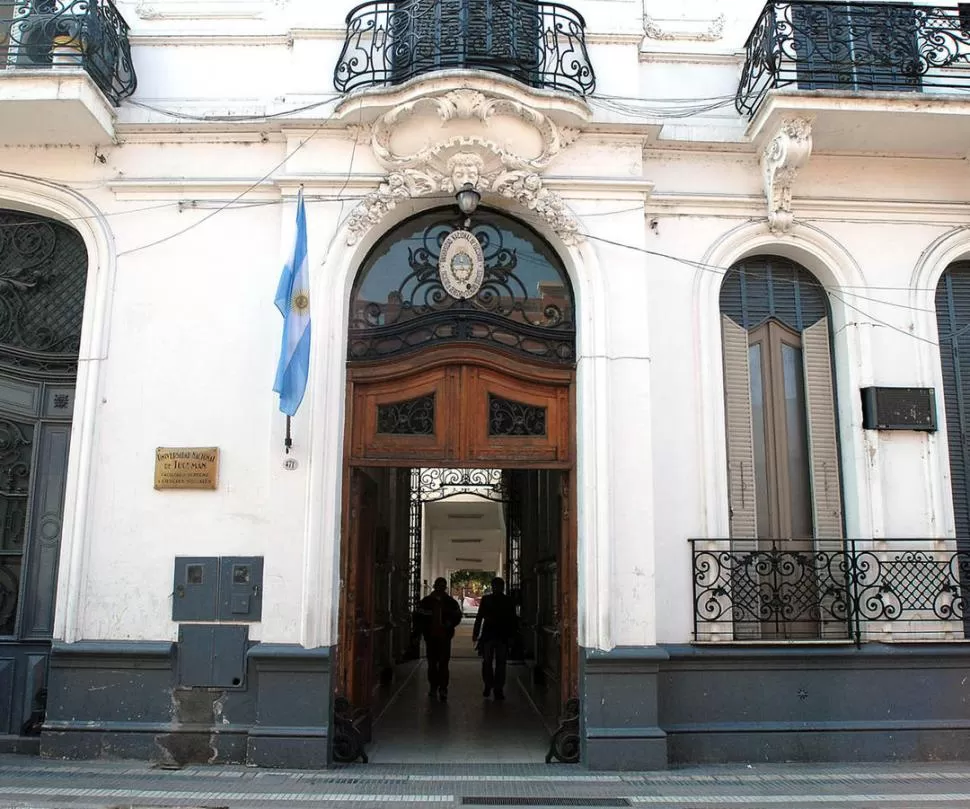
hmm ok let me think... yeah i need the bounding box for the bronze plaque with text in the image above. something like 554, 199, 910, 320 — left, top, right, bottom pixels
154, 447, 219, 490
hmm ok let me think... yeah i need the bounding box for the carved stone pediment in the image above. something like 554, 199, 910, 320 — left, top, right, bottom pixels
370, 88, 581, 173
339, 76, 589, 248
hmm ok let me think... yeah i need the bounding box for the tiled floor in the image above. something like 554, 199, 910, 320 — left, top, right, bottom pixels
367, 633, 551, 764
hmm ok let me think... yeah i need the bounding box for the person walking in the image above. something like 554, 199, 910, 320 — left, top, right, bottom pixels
472, 577, 518, 700
414, 577, 463, 701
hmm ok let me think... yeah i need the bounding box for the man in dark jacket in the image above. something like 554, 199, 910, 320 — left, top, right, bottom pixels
472, 577, 518, 700
414, 577, 463, 701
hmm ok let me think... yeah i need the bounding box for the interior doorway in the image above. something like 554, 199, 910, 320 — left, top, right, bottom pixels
333, 205, 579, 764
335, 465, 573, 763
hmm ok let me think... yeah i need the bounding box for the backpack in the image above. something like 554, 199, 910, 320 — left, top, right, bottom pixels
429, 596, 449, 638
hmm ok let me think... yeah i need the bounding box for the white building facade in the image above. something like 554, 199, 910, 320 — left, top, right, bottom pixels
0, 0, 968, 769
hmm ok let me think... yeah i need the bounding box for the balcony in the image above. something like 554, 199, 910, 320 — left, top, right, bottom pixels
737, 1, 970, 156
691, 538, 970, 644
333, 0, 595, 97
0, 0, 136, 145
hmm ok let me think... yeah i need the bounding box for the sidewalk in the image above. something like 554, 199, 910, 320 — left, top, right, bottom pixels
3, 755, 970, 808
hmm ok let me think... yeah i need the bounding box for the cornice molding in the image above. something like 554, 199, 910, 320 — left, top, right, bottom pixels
134, 0, 286, 20
585, 32, 645, 46
128, 33, 293, 46
648, 191, 970, 223
639, 50, 742, 65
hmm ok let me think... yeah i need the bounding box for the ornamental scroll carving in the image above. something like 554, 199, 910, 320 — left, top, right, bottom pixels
345, 164, 582, 247
644, 13, 726, 41
761, 118, 813, 235
344, 88, 585, 247
370, 89, 580, 173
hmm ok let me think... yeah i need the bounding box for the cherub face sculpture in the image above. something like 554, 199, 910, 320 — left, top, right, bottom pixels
447, 152, 485, 192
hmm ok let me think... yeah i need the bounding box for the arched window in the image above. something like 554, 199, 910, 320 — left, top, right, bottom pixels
720, 256, 843, 542
348, 207, 575, 365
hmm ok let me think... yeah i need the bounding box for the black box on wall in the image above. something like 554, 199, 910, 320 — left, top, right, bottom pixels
861, 387, 937, 431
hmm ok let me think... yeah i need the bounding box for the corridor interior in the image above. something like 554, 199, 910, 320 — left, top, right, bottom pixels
341, 467, 569, 763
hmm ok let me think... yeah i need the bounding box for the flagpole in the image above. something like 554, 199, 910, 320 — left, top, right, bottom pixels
274, 186, 309, 456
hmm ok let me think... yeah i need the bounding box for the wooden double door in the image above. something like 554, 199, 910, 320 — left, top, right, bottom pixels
337, 346, 577, 726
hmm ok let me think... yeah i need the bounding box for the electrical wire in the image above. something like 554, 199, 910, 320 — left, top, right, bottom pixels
1, 157, 959, 332
0, 200, 177, 229
589, 95, 738, 120
117, 127, 324, 258
128, 96, 343, 123
124, 91, 741, 124
827, 288, 941, 347
568, 229, 942, 316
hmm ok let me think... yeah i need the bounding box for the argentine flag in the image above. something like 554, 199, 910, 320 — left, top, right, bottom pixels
273, 188, 311, 416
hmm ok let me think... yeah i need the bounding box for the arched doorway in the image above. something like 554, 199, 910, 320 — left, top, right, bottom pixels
333, 207, 578, 764
0, 209, 86, 745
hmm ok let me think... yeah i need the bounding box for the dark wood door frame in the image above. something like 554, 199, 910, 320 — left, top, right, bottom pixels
335, 344, 578, 743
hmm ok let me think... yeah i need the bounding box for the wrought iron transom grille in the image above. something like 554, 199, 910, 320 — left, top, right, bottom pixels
348, 208, 576, 365
408, 468, 506, 608
488, 394, 546, 436
377, 394, 435, 435
0, 210, 87, 379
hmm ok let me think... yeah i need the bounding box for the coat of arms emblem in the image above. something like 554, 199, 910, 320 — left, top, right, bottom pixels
438, 230, 485, 301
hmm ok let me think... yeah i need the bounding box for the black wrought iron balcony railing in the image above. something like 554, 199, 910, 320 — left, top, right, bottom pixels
736, 1, 970, 117
691, 538, 970, 644
0, 0, 136, 106
333, 0, 595, 97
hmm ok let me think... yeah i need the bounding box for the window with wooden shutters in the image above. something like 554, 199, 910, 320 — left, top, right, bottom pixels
719, 257, 844, 639
935, 263, 970, 638
721, 315, 757, 541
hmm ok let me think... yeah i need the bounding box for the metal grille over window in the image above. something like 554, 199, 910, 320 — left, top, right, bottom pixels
334, 0, 594, 96
377, 394, 435, 435
488, 394, 547, 436
691, 538, 970, 643
0, 419, 32, 636
348, 209, 576, 366
737, 2, 970, 117
0, 210, 88, 378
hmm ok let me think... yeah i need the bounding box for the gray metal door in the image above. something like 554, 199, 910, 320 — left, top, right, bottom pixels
0, 209, 86, 742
